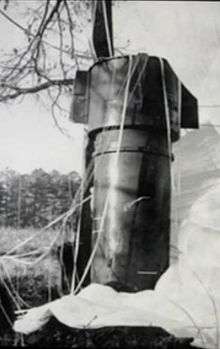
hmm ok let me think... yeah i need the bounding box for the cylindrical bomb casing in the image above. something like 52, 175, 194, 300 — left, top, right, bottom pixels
70, 53, 198, 290
87, 54, 172, 290
74, 53, 199, 290
91, 128, 170, 290
88, 54, 180, 142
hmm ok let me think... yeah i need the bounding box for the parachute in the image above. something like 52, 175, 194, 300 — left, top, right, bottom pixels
14, 181, 220, 349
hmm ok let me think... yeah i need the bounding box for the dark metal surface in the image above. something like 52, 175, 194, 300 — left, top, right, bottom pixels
92, 0, 114, 58
76, 136, 94, 287
70, 53, 199, 290
70, 70, 89, 124
88, 54, 198, 142
91, 128, 170, 290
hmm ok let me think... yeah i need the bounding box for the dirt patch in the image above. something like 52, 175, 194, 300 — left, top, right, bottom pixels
24, 317, 199, 348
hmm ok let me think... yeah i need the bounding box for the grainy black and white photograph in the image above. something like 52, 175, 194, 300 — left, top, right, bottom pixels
0, 0, 220, 348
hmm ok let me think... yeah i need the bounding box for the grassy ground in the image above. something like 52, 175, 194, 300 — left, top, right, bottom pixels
0, 226, 71, 346
0, 226, 73, 254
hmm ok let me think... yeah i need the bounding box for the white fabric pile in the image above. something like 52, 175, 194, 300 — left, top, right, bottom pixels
14, 183, 220, 349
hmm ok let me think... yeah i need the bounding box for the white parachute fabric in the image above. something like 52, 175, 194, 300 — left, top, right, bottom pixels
14, 182, 220, 349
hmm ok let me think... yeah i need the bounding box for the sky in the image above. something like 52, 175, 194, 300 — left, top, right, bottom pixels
0, 99, 85, 174
0, 1, 220, 174
114, 1, 220, 123
0, 1, 86, 174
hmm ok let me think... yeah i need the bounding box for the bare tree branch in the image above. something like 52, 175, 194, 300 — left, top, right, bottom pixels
0, 0, 94, 134
0, 78, 74, 102
63, 0, 79, 66
0, 7, 91, 59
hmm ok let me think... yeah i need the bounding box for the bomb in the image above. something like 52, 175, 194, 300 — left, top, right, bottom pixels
70, 53, 198, 291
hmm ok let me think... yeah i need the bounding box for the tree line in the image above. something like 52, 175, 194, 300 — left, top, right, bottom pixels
0, 168, 81, 228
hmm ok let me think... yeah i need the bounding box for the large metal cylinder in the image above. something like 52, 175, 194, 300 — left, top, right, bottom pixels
70, 53, 198, 291
91, 128, 170, 290
88, 54, 172, 290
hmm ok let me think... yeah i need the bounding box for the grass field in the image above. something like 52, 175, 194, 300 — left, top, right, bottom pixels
0, 226, 73, 346
0, 226, 74, 254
